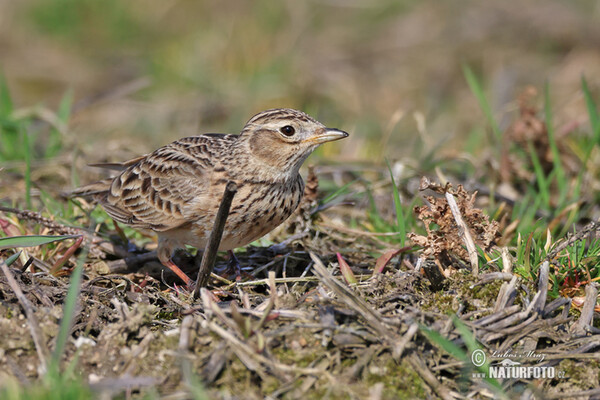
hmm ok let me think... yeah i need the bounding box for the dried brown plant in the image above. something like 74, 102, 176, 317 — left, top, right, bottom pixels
408, 179, 500, 268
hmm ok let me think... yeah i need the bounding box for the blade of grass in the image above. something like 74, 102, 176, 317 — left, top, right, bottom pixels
365, 185, 389, 232
581, 75, 600, 146
0, 75, 19, 162
572, 158, 586, 205
544, 82, 566, 206
61, 352, 84, 386
527, 140, 550, 210
558, 204, 582, 239
22, 123, 32, 208
451, 315, 480, 353
0, 234, 80, 249
514, 188, 543, 238
47, 88, 73, 158
181, 358, 210, 400
337, 252, 357, 284
50, 235, 84, 275
4, 251, 22, 266
386, 159, 406, 247
421, 323, 504, 394
544, 82, 567, 197
70, 151, 81, 189
373, 248, 405, 275
0, 73, 13, 116
523, 232, 534, 275
321, 179, 357, 205
0, 119, 19, 161
462, 65, 501, 142
450, 317, 504, 393
47, 246, 88, 378
1, 257, 50, 372
420, 323, 468, 360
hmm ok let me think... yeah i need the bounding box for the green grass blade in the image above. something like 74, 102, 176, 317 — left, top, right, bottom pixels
516, 190, 544, 239
0, 120, 19, 162
71, 152, 81, 189
21, 124, 33, 208
386, 160, 406, 246
321, 179, 357, 205
47, 88, 73, 158
581, 75, 600, 145
0, 74, 20, 162
451, 315, 479, 351
4, 251, 22, 266
450, 316, 503, 392
527, 141, 550, 210
48, 247, 88, 378
544, 82, 566, 206
572, 165, 585, 201
0, 235, 80, 250
365, 185, 389, 232
181, 358, 210, 400
61, 350, 81, 381
462, 65, 501, 142
57, 88, 73, 122
420, 324, 467, 361
0, 73, 13, 116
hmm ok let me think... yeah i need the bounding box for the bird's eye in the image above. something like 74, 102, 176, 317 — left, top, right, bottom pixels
280, 125, 295, 136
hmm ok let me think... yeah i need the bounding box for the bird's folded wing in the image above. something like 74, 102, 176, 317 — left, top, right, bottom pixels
104, 143, 214, 231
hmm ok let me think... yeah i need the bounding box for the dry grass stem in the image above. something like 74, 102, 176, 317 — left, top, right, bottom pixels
408, 353, 457, 400
194, 181, 238, 293
310, 251, 396, 339
572, 282, 599, 336
0, 260, 50, 373
445, 191, 479, 275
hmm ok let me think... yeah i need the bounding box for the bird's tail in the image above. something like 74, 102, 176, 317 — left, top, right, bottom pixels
68, 179, 113, 199
67, 156, 145, 199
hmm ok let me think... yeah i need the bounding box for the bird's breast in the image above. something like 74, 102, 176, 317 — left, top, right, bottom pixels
189, 177, 304, 250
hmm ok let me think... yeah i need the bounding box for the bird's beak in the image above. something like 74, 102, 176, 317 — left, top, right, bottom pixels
305, 128, 349, 144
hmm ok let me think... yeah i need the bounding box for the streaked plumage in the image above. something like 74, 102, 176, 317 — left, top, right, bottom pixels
73, 108, 348, 285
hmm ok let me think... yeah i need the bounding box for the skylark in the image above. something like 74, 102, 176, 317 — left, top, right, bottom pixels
73, 108, 348, 285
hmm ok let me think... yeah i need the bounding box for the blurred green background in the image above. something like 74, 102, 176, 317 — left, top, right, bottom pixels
1, 0, 599, 162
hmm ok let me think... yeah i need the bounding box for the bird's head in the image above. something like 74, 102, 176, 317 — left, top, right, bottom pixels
241, 108, 348, 177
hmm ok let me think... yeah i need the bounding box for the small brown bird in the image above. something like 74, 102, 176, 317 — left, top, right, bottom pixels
73, 108, 348, 285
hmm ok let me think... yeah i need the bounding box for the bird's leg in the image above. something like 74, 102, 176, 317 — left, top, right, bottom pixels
163, 259, 194, 287
157, 240, 194, 287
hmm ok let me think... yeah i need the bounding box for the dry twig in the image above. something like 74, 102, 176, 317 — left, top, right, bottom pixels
310, 251, 397, 339
0, 260, 50, 373
445, 191, 479, 275
193, 181, 237, 294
